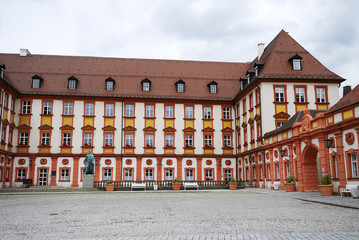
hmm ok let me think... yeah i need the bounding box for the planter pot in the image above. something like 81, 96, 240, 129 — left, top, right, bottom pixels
284, 183, 296, 192
318, 184, 333, 196
172, 182, 181, 190
229, 182, 238, 190
106, 183, 115, 191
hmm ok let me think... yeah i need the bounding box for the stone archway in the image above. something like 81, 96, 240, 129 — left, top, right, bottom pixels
302, 146, 320, 192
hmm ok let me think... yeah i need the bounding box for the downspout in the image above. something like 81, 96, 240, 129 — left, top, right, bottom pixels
255, 82, 266, 188
120, 97, 124, 181
233, 103, 238, 181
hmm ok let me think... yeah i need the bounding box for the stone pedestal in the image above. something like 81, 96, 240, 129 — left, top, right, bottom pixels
83, 175, 94, 189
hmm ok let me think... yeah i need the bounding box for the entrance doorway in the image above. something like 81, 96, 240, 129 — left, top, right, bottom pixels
38, 169, 48, 186
302, 147, 320, 192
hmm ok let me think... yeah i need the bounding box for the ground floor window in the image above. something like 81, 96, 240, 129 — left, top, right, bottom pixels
253, 167, 256, 180
267, 165, 271, 180
145, 169, 153, 180
124, 169, 132, 181
165, 169, 173, 180
276, 164, 280, 179
205, 169, 213, 180
186, 169, 194, 180
350, 153, 358, 178
286, 162, 290, 178
332, 155, 338, 178
17, 168, 26, 180
61, 169, 69, 181
224, 169, 232, 181
260, 166, 263, 179
104, 169, 112, 180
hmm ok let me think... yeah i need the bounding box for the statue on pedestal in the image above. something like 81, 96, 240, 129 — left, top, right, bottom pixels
84, 150, 95, 175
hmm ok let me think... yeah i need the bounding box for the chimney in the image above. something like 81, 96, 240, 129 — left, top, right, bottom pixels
258, 43, 265, 60
343, 85, 352, 97
20, 49, 31, 57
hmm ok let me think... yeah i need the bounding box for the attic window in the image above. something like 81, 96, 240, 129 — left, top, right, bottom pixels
105, 77, 115, 91
141, 78, 151, 92
0, 65, 5, 79
31, 75, 43, 89
175, 80, 185, 93
208, 81, 218, 94
254, 64, 263, 77
68, 76, 78, 89
289, 55, 302, 71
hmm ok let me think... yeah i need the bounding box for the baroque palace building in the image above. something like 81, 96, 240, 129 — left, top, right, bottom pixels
0, 30, 357, 192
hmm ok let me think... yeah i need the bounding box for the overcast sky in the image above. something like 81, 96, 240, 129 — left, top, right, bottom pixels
1, 0, 358, 94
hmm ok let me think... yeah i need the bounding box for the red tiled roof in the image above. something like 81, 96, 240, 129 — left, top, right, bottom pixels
326, 84, 359, 114
0, 54, 249, 101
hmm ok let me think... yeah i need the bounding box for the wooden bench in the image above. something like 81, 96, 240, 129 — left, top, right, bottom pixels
183, 182, 199, 190
131, 183, 146, 191
340, 184, 358, 197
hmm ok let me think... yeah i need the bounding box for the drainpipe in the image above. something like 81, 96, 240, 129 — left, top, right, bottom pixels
233, 103, 238, 181
255, 82, 266, 188
120, 97, 124, 181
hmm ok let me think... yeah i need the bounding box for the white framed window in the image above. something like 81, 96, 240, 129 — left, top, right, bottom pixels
43, 102, 52, 115
146, 105, 154, 117
126, 104, 134, 117
68, 79, 77, 89
185, 106, 193, 119
333, 155, 338, 178
223, 107, 230, 120
224, 169, 232, 181
64, 102, 73, 115
41, 133, 50, 145
275, 87, 285, 102
85, 103, 94, 116
143, 82, 150, 91
124, 169, 132, 181
267, 166, 271, 179
8, 131, 12, 144
104, 169, 112, 180
260, 166, 263, 179
177, 83, 184, 93
277, 122, 284, 129
146, 134, 153, 147
165, 106, 173, 118
125, 134, 133, 146
210, 84, 217, 93
296, 87, 305, 102
316, 87, 326, 103
106, 80, 114, 91
22, 101, 31, 114
276, 164, 280, 179
61, 169, 69, 181
17, 169, 26, 180
84, 133, 92, 146
286, 162, 290, 178
253, 167, 256, 180
145, 169, 153, 180
204, 135, 212, 147
19, 132, 28, 145
256, 90, 260, 105
105, 104, 114, 116
165, 135, 173, 147
205, 169, 213, 180
165, 169, 173, 180
1, 128, 5, 142
204, 107, 211, 119
3, 94, 8, 108
32, 78, 41, 88
105, 134, 113, 146
186, 169, 194, 180
293, 59, 301, 70
10, 98, 14, 112
350, 153, 358, 178
63, 133, 71, 146
250, 95, 254, 108
185, 135, 193, 147
224, 135, 231, 147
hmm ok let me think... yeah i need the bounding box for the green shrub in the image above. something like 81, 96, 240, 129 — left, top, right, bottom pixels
286, 176, 296, 183
320, 174, 332, 185
173, 177, 180, 183
106, 179, 114, 184
229, 177, 236, 183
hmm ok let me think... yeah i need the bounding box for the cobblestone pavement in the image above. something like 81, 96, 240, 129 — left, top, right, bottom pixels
0, 189, 358, 239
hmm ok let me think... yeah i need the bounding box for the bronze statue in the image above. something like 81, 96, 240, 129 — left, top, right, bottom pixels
84, 150, 95, 175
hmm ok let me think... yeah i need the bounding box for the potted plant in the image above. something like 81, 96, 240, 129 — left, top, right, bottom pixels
318, 174, 333, 196
172, 177, 181, 190
284, 176, 296, 192
105, 179, 115, 191
228, 177, 237, 190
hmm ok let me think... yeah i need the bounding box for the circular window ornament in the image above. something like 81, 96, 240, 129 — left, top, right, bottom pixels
105, 159, 112, 165
166, 159, 173, 166
62, 159, 69, 165
345, 132, 355, 145
206, 159, 212, 165
40, 159, 47, 165
186, 160, 192, 166
146, 159, 153, 165
225, 160, 231, 166
125, 159, 132, 165
18, 159, 26, 165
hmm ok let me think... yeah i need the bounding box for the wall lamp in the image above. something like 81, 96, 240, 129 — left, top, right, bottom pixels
324, 138, 343, 156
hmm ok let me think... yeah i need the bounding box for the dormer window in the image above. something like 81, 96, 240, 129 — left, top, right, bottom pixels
289, 55, 302, 71
31, 75, 43, 88
175, 80, 185, 93
105, 77, 115, 91
208, 81, 218, 94
0, 65, 5, 79
141, 78, 151, 92
68, 76, 78, 89
254, 64, 263, 77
